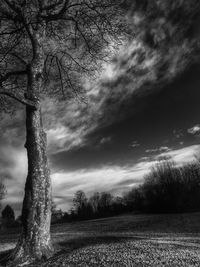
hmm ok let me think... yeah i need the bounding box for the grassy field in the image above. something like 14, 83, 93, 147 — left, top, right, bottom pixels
1, 212, 200, 266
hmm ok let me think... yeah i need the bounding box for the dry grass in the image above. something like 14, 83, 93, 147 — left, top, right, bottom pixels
1, 212, 200, 266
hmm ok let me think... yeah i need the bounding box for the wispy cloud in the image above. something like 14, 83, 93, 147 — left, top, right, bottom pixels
99, 137, 112, 145
2, 141, 200, 216
51, 163, 151, 211
156, 145, 200, 165
131, 141, 140, 148
173, 130, 184, 139
188, 125, 200, 136
0, 146, 27, 182
146, 146, 171, 154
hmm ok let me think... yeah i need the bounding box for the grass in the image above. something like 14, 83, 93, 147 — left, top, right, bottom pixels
1, 212, 200, 266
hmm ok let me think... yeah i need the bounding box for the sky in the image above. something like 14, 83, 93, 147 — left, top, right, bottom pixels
1, 0, 200, 217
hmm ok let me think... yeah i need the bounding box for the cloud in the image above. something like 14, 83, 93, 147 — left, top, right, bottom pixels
155, 145, 200, 165
146, 146, 171, 153
173, 129, 184, 139
139, 144, 200, 172
0, 146, 27, 181
100, 137, 112, 145
51, 162, 153, 211
131, 141, 140, 148
46, 124, 86, 153
188, 125, 200, 136
0, 109, 25, 147
0, 145, 27, 216
2, 141, 200, 216
33, 1, 200, 156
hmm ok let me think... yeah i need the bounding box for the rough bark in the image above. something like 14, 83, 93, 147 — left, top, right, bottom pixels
10, 106, 53, 264
8, 25, 54, 265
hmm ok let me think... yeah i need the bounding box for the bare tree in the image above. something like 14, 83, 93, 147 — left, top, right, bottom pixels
89, 192, 100, 213
0, 0, 124, 263
99, 192, 113, 209
0, 179, 6, 210
73, 190, 87, 212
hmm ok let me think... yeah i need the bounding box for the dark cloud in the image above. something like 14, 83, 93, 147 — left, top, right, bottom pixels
49, 62, 200, 174
81, 0, 200, 136
35, 1, 200, 157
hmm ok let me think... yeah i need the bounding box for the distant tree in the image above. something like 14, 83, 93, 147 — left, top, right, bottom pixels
0, 0, 125, 262
73, 190, 87, 217
71, 191, 125, 220
123, 187, 144, 212
142, 160, 181, 212
0, 179, 6, 210
98, 192, 113, 216
51, 200, 57, 213
99, 192, 113, 208
124, 160, 200, 213
111, 196, 125, 215
2, 205, 15, 227
89, 192, 101, 214
62, 211, 70, 222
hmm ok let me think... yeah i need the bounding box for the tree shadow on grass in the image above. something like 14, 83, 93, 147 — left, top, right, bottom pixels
0, 235, 142, 266
57, 234, 141, 255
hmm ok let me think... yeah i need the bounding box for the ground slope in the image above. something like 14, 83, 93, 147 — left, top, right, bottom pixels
1, 212, 200, 266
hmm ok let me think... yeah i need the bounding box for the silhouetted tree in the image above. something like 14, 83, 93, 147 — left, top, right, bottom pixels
123, 187, 144, 212
99, 192, 113, 207
89, 192, 100, 214
71, 191, 124, 220
124, 160, 200, 213
2, 205, 15, 227
98, 192, 113, 216
0, 180, 6, 210
73, 190, 88, 218
0, 0, 124, 263
111, 196, 125, 215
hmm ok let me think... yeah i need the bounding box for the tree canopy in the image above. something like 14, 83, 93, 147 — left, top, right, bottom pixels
0, 0, 125, 110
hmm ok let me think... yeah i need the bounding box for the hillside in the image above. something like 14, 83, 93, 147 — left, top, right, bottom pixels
1, 212, 200, 266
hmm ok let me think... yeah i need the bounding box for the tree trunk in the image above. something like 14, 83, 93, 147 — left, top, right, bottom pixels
10, 105, 53, 264
9, 26, 54, 264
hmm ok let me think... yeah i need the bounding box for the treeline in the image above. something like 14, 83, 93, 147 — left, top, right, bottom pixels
62, 191, 126, 222
3, 159, 200, 226
61, 159, 200, 222
125, 160, 200, 213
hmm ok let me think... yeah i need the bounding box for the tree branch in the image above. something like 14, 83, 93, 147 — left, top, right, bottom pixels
41, 0, 64, 12
10, 53, 27, 66
41, 0, 70, 21
0, 26, 24, 36
3, 0, 36, 58
3, 0, 22, 15
0, 70, 27, 84
0, 91, 38, 108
